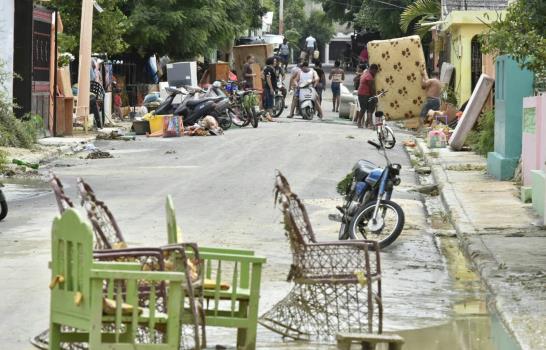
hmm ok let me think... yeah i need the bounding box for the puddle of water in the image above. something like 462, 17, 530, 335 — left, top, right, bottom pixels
0, 178, 50, 202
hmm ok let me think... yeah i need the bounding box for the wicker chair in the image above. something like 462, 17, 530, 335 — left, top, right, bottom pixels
49, 172, 74, 213
259, 171, 383, 340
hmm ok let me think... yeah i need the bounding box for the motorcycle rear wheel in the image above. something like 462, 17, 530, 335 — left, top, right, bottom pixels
217, 109, 233, 130
349, 199, 404, 249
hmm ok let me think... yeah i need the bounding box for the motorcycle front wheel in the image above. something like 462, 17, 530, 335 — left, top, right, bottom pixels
348, 199, 404, 249
302, 106, 314, 120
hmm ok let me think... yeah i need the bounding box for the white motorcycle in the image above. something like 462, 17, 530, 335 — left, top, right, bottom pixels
298, 79, 317, 120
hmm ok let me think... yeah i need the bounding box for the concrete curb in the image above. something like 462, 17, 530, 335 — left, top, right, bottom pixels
413, 139, 527, 350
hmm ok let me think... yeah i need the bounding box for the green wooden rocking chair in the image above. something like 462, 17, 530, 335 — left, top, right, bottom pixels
165, 196, 267, 350
49, 209, 185, 349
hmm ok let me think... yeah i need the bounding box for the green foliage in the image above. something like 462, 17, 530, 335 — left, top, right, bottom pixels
337, 173, 353, 196
441, 86, 458, 106
49, 0, 130, 55
50, 0, 266, 58
321, 0, 415, 39
466, 109, 495, 156
399, 0, 440, 37
0, 63, 41, 148
123, 0, 267, 58
0, 149, 7, 170
272, 0, 334, 51
480, 0, 546, 78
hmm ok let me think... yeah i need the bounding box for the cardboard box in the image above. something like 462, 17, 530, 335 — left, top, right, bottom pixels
233, 44, 273, 80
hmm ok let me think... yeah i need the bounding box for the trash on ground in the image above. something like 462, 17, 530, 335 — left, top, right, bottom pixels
12, 159, 39, 169
86, 150, 113, 159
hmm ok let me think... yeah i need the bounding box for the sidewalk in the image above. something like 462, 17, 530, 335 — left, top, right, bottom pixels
415, 139, 546, 350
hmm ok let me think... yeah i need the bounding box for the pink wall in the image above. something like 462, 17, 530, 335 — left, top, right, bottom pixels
522, 94, 546, 186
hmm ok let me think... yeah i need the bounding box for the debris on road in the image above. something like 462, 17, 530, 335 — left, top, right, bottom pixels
86, 150, 113, 159
409, 184, 439, 196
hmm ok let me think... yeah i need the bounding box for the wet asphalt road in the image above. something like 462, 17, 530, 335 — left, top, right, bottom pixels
0, 84, 480, 349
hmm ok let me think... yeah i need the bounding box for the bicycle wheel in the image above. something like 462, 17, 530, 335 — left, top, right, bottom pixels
349, 200, 405, 249
383, 126, 396, 149
250, 108, 259, 128
272, 95, 284, 118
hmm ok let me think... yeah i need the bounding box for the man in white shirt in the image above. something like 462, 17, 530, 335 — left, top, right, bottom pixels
305, 35, 316, 62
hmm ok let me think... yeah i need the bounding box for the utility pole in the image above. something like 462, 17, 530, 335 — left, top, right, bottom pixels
279, 0, 284, 35
76, 0, 94, 132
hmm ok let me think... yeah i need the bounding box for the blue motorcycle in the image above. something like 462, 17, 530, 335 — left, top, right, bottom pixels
337, 140, 405, 249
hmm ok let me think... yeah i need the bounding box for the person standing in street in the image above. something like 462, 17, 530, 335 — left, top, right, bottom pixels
305, 35, 317, 62
314, 62, 326, 105
419, 69, 442, 128
243, 55, 256, 89
288, 60, 303, 118
356, 64, 378, 128
278, 39, 290, 73
329, 60, 345, 112
263, 57, 277, 118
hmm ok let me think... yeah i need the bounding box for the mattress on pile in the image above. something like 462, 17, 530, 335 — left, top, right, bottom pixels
368, 35, 428, 122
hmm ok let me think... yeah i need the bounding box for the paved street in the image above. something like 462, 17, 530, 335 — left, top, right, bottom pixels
0, 89, 515, 349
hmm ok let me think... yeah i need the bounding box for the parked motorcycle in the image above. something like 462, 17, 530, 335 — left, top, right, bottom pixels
298, 79, 317, 120
152, 87, 183, 115
336, 140, 405, 249
174, 93, 223, 127
0, 184, 7, 221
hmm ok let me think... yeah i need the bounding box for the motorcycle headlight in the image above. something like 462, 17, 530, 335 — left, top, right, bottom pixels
393, 176, 401, 186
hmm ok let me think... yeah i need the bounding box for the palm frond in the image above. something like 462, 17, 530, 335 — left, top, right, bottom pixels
400, 0, 441, 34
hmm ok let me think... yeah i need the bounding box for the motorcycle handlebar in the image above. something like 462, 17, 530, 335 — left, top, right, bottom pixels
368, 140, 381, 149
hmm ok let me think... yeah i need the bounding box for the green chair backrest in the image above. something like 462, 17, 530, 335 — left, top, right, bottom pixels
50, 209, 94, 328
166, 195, 182, 245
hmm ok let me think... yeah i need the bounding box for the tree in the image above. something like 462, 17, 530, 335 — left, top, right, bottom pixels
124, 0, 267, 58
48, 0, 130, 55
481, 0, 546, 78
399, 0, 440, 37
300, 11, 335, 49
272, 0, 334, 50
320, 0, 415, 39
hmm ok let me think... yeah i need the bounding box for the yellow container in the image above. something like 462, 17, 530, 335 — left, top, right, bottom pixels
148, 115, 168, 134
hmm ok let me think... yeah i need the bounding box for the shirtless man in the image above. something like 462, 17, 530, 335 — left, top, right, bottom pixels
420, 70, 442, 127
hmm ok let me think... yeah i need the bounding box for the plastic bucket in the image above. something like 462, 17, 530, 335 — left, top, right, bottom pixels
148, 115, 168, 134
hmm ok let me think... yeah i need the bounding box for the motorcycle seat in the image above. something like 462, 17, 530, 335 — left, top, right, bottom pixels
354, 159, 378, 182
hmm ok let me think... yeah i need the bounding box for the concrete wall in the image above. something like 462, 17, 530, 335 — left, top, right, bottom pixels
521, 94, 546, 217
0, 0, 14, 98
442, 11, 503, 107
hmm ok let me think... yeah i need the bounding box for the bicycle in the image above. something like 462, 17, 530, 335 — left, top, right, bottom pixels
224, 80, 260, 128
369, 91, 396, 149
